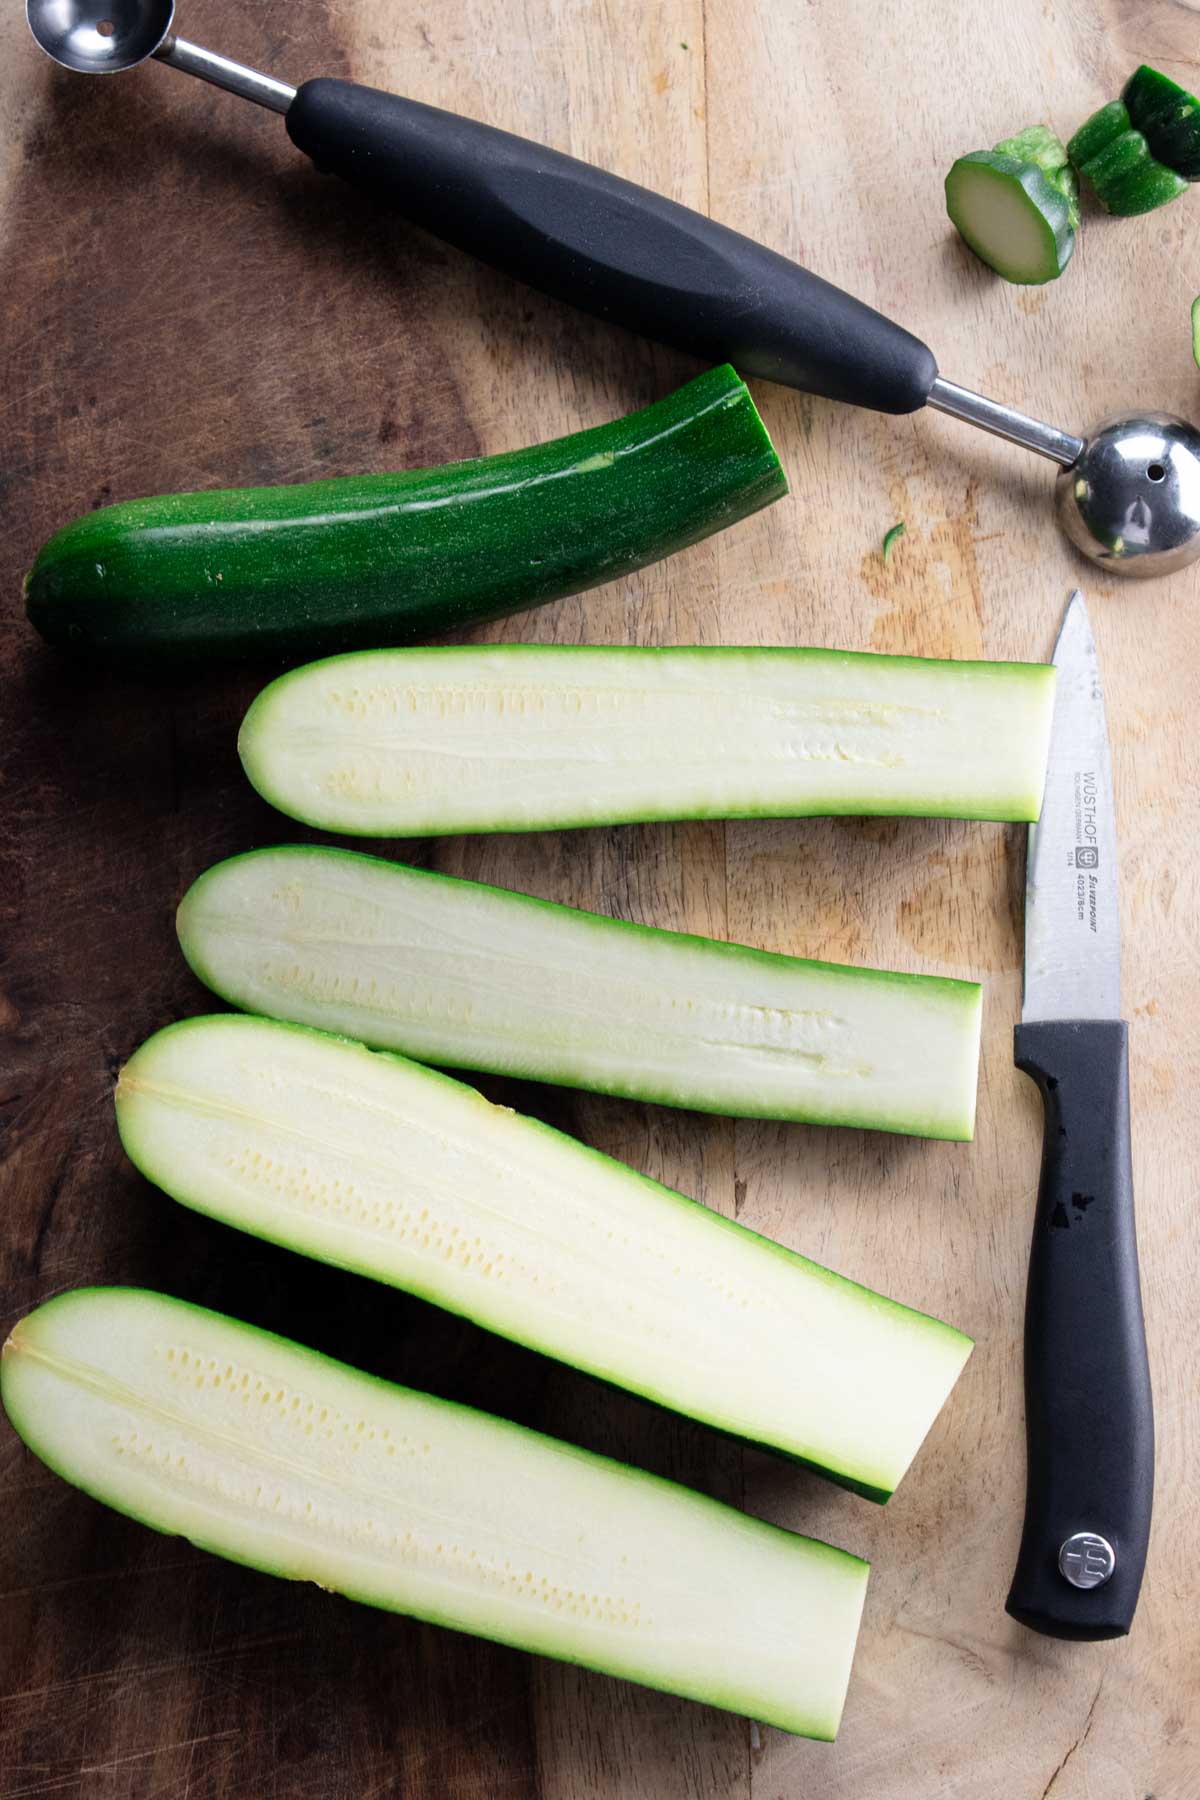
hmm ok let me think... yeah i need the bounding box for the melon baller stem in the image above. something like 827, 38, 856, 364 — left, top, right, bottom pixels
925, 380, 1084, 468
149, 32, 296, 112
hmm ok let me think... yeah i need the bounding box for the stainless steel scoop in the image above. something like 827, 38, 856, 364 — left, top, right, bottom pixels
27, 0, 1200, 578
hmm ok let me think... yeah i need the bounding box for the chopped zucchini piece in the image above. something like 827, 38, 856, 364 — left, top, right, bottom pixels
1123, 64, 1200, 180
945, 150, 1075, 284
1068, 101, 1131, 170
994, 125, 1081, 228
1075, 126, 1188, 215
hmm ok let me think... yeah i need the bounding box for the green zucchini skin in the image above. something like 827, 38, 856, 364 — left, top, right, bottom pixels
115, 1014, 973, 1502
0, 1287, 869, 1737
1075, 128, 1188, 216
1122, 64, 1200, 180
1067, 101, 1131, 171
1069, 97, 1188, 215
24, 366, 786, 667
176, 844, 983, 1140
1094, 154, 1186, 217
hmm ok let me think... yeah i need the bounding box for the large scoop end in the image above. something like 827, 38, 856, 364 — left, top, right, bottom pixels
1055, 412, 1200, 578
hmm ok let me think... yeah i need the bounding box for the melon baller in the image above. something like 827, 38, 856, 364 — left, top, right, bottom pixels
27, 0, 1200, 577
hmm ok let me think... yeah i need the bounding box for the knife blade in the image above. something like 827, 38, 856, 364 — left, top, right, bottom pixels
1006, 591, 1154, 1641
1021, 594, 1121, 1024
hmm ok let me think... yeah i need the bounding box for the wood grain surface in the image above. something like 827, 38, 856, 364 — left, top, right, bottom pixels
2, 1, 1199, 1796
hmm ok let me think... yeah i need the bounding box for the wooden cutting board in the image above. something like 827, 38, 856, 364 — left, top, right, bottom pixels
2, 2, 1198, 1794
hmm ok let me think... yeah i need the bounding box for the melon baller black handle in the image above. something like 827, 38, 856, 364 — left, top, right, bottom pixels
285, 78, 938, 414
37, 19, 1111, 535
26, 19, 1111, 496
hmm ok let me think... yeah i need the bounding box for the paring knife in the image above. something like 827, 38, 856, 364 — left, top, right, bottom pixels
1007, 591, 1153, 1640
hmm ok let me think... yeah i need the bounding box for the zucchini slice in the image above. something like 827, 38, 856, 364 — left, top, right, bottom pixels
116, 1015, 973, 1500
237, 645, 1056, 837
0, 1288, 869, 1737
24, 366, 785, 667
176, 846, 983, 1139
993, 125, 1081, 228
945, 149, 1075, 284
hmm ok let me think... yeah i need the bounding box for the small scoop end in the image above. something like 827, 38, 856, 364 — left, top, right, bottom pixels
26, 0, 175, 74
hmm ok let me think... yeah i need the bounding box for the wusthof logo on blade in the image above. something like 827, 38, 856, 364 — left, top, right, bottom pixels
1073, 769, 1100, 869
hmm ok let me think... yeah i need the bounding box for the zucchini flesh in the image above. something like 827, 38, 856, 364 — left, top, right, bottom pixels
237, 645, 1057, 837
24, 366, 786, 667
945, 151, 1075, 284
176, 845, 983, 1140
0, 1288, 869, 1737
116, 1015, 973, 1501
992, 126, 1080, 228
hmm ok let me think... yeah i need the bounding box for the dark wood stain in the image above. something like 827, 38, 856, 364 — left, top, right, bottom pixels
0, 5, 737, 1795
0, 5, 519, 1796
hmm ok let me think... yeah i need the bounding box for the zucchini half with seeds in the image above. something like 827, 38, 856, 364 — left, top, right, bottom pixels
24, 365, 785, 666
237, 643, 1056, 836
116, 1014, 973, 1501
176, 845, 983, 1139
0, 1287, 869, 1737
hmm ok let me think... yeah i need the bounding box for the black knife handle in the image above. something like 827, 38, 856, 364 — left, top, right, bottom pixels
285, 79, 938, 413
1007, 1019, 1153, 1640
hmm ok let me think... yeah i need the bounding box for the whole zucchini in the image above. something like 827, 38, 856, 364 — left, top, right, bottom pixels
25, 365, 785, 666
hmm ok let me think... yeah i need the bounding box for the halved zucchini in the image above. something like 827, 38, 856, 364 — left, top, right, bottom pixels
237, 644, 1056, 836
176, 845, 983, 1139
1, 1288, 869, 1737
116, 1015, 973, 1500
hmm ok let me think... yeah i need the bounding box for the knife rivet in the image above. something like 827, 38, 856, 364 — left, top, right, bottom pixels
1059, 1532, 1116, 1589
